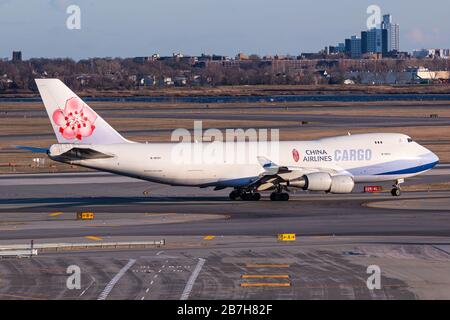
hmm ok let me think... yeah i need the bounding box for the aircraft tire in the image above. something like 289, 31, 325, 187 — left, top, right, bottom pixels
251, 193, 261, 201
271, 192, 289, 201
229, 190, 240, 200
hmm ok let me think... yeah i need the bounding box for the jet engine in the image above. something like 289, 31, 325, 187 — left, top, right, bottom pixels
287, 172, 354, 194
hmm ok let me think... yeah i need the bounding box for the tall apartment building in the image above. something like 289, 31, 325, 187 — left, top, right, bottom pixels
12, 51, 22, 62
382, 14, 400, 52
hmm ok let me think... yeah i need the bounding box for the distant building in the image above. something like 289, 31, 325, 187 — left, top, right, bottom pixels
362, 52, 383, 60
361, 31, 368, 54
341, 67, 450, 85
211, 55, 230, 61
173, 76, 188, 86
382, 14, 400, 52
366, 28, 383, 53
139, 75, 156, 86
12, 51, 22, 61
328, 11, 401, 60
163, 77, 174, 86
382, 51, 409, 59
349, 36, 362, 59
337, 43, 346, 53
406, 67, 450, 83
412, 49, 430, 59
344, 38, 351, 55
443, 49, 450, 58
413, 49, 450, 59
236, 53, 248, 60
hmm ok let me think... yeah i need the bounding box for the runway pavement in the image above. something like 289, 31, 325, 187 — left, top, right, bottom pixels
1, 166, 450, 240
1, 168, 450, 300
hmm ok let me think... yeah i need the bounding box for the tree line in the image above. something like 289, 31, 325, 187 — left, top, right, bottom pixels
1, 57, 449, 92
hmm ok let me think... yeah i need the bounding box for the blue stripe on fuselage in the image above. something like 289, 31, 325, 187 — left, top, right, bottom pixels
375, 161, 439, 175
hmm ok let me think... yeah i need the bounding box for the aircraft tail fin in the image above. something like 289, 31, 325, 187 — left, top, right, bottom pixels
35, 79, 130, 144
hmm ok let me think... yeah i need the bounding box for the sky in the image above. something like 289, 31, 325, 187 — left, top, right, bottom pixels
1, 0, 449, 60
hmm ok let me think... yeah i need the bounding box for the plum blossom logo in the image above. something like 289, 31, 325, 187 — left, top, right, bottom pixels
292, 148, 300, 162
52, 97, 97, 140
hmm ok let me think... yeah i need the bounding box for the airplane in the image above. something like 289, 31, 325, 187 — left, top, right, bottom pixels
19, 79, 439, 201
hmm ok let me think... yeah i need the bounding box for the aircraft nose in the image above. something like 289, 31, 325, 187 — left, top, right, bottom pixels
431, 151, 440, 166
424, 149, 439, 168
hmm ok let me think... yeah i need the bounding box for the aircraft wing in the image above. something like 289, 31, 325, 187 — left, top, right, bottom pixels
50, 147, 114, 161
247, 156, 347, 191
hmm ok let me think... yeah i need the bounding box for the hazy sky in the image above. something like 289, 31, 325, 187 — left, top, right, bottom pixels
1, 0, 449, 60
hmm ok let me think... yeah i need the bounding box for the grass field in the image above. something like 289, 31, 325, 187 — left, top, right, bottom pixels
3, 83, 450, 98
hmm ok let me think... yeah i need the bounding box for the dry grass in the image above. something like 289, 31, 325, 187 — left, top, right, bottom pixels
4, 84, 450, 98
403, 182, 450, 192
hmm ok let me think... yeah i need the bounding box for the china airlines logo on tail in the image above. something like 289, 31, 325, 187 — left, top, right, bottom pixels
292, 148, 300, 162
52, 97, 97, 140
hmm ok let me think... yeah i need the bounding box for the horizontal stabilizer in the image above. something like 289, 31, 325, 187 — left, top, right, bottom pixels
50, 147, 114, 162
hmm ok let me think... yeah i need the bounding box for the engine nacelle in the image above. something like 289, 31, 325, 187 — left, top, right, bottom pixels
288, 173, 354, 194
329, 175, 354, 194
303, 172, 332, 191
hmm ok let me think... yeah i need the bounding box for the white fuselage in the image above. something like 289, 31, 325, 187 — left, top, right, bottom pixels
48, 133, 439, 188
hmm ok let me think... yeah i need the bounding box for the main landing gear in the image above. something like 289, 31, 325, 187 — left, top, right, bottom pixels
391, 178, 404, 197
229, 189, 261, 201
229, 186, 290, 201
269, 185, 289, 201
270, 192, 289, 201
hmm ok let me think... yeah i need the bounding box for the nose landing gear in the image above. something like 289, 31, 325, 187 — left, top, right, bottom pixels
391, 188, 401, 197
391, 178, 404, 197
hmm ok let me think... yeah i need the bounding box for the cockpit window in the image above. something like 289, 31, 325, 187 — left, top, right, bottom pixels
407, 138, 413, 143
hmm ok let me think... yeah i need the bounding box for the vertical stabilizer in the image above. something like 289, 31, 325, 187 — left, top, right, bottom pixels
35, 79, 129, 144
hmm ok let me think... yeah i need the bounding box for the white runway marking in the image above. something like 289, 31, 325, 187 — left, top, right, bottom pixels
79, 275, 96, 297
97, 259, 136, 300
180, 258, 205, 300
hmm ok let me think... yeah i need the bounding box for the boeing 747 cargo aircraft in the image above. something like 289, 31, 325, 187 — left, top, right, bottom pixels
20, 79, 439, 201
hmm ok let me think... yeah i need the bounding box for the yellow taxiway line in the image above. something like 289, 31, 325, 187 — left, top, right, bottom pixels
84, 236, 103, 241
48, 212, 63, 217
